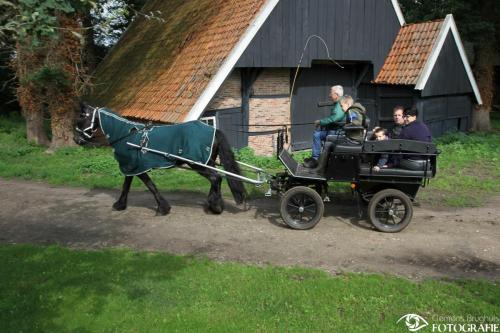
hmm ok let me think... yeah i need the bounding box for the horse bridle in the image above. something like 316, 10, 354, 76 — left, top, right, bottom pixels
76, 106, 100, 139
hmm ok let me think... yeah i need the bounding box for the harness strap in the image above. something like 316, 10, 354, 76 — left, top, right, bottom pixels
108, 127, 139, 146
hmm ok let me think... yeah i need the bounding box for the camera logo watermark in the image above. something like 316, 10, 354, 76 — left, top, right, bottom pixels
397, 314, 500, 332
397, 314, 430, 332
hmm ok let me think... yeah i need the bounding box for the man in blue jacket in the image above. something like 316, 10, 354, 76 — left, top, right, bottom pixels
399, 107, 432, 142
303, 85, 344, 168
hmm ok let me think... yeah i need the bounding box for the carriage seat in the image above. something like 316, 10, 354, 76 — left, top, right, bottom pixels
325, 134, 363, 154
326, 134, 342, 142
399, 158, 431, 171
333, 144, 363, 154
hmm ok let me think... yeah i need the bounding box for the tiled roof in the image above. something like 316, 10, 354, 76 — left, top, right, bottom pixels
88, 0, 266, 123
374, 19, 444, 85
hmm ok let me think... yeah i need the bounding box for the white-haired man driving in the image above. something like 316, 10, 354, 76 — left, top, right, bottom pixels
303, 85, 344, 168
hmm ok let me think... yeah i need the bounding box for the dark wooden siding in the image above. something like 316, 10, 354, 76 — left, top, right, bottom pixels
417, 95, 472, 136
358, 84, 416, 131
236, 0, 401, 75
203, 108, 247, 150
356, 85, 472, 137
422, 31, 473, 97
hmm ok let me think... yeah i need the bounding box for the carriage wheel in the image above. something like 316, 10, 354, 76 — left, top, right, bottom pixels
280, 186, 324, 230
368, 189, 413, 233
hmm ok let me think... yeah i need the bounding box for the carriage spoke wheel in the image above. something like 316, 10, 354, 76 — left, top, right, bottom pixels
368, 189, 413, 233
280, 186, 324, 230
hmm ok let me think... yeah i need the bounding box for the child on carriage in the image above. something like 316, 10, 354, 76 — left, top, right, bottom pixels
371, 127, 392, 172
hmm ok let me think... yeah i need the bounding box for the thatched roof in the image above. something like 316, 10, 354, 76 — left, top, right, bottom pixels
89, 0, 267, 123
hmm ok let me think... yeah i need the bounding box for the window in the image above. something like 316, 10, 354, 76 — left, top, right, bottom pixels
200, 116, 216, 128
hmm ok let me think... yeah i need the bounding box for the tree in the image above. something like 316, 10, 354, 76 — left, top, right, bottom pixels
0, 0, 94, 148
1, 0, 152, 148
0, 5, 18, 117
84, 0, 147, 72
399, 0, 499, 132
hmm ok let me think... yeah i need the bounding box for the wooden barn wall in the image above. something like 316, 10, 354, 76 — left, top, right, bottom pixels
416, 95, 472, 137
359, 84, 472, 137
203, 108, 247, 150
236, 0, 401, 75
422, 31, 473, 97
358, 84, 417, 131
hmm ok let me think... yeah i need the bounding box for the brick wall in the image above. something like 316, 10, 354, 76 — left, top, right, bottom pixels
252, 69, 290, 95
248, 69, 291, 156
205, 68, 291, 156
206, 69, 241, 110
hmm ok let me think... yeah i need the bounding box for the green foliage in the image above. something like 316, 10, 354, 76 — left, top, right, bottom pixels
0, 244, 498, 332
91, 0, 147, 48
235, 147, 282, 169
419, 125, 500, 206
1, 0, 95, 46
398, 0, 498, 44
22, 64, 70, 88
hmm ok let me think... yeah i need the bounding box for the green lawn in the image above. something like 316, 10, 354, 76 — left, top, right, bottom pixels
0, 244, 498, 333
0, 112, 499, 206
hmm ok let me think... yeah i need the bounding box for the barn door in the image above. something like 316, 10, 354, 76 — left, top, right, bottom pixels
290, 64, 355, 150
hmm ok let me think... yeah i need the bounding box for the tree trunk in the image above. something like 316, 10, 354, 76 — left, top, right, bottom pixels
15, 43, 50, 146
17, 85, 50, 146
47, 14, 84, 150
82, 12, 98, 73
49, 103, 78, 150
471, 0, 495, 132
23, 103, 50, 146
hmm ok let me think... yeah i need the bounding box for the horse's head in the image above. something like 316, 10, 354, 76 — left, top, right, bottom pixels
74, 103, 100, 145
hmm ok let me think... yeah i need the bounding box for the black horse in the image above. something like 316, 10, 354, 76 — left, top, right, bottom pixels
74, 104, 246, 215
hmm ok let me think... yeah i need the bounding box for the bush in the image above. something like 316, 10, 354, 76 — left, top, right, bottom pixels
234, 147, 282, 169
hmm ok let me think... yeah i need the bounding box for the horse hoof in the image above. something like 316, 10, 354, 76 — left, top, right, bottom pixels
156, 205, 171, 216
208, 205, 223, 215
113, 202, 127, 211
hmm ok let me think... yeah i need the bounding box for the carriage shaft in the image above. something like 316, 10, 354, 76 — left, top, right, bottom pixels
126, 142, 267, 185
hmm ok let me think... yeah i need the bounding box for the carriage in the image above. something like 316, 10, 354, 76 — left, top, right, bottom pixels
269, 129, 438, 233
75, 104, 438, 233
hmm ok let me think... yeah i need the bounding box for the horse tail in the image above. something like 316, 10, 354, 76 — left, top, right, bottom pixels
215, 130, 246, 204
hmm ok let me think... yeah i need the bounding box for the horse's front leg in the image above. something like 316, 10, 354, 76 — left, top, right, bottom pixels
113, 176, 133, 211
137, 173, 171, 215
191, 164, 224, 214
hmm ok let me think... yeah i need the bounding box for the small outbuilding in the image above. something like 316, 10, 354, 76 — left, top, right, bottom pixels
89, 0, 482, 155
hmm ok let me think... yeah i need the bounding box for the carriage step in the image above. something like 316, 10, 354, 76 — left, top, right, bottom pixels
279, 150, 326, 181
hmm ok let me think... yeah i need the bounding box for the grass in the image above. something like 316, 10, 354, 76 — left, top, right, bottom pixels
0, 244, 498, 332
419, 112, 500, 206
0, 112, 499, 206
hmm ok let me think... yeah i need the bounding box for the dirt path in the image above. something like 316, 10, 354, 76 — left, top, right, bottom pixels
1, 178, 499, 280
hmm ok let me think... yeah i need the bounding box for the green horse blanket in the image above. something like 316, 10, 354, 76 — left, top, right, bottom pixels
99, 108, 216, 176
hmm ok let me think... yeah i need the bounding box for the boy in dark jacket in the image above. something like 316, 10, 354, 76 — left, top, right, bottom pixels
371, 127, 391, 171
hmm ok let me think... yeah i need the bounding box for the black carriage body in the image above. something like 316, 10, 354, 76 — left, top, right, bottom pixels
276, 137, 438, 232
277, 138, 438, 200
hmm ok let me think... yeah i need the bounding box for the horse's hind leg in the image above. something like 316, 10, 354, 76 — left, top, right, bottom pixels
192, 165, 224, 214
113, 176, 133, 211
137, 173, 171, 215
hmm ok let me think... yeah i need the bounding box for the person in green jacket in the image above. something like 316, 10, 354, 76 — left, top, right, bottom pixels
303, 85, 344, 168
